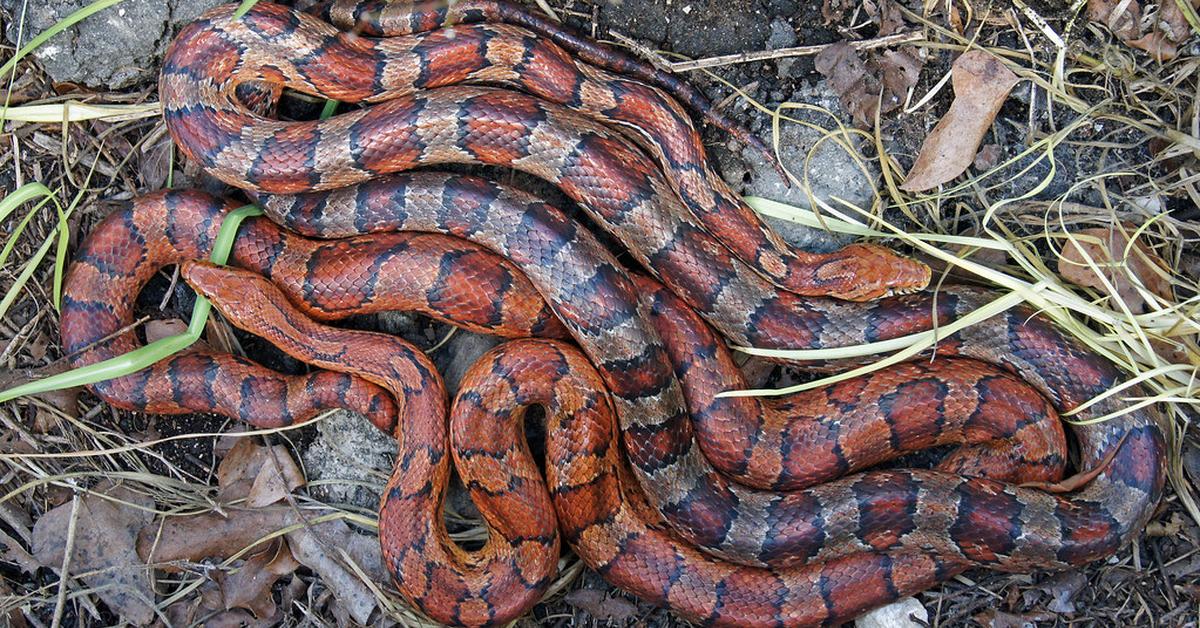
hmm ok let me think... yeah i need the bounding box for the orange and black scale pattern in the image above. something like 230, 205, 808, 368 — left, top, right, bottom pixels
57, 1, 1170, 626
160, 0, 930, 302
260, 169, 1165, 573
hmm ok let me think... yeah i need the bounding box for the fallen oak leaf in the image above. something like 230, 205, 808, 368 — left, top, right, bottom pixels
32, 484, 156, 625
900, 50, 1020, 192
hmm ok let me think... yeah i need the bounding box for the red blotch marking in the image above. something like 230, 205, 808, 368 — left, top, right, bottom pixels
352, 105, 424, 173
558, 134, 657, 221
952, 480, 1022, 562
600, 352, 673, 400
519, 41, 579, 103
421, 29, 488, 87
717, 569, 784, 624
828, 376, 869, 409
301, 42, 378, 101
823, 554, 894, 620
748, 296, 820, 349
623, 417, 691, 473
429, 249, 512, 326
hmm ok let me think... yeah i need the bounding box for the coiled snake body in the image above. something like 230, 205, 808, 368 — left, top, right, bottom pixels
58, 2, 1166, 626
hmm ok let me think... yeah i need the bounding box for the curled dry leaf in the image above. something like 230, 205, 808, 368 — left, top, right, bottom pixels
564, 589, 640, 623
213, 539, 300, 618
1088, 0, 1198, 60
32, 484, 156, 625
1144, 511, 1186, 537
145, 318, 189, 343
901, 50, 1019, 192
285, 518, 387, 625
1088, 0, 1143, 40
1058, 226, 1173, 314
1038, 572, 1086, 614
217, 439, 305, 506
815, 42, 924, 129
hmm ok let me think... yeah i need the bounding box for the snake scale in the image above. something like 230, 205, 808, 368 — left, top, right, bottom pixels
56, 1, 1167, 626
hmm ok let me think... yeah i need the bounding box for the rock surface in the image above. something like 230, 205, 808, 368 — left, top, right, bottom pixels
302, 323, 503, 512
0, 0, 222, 89
715, 82, 877, 251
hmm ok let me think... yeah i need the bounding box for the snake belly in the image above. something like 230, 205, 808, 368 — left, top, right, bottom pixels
57, 0, 1170, 626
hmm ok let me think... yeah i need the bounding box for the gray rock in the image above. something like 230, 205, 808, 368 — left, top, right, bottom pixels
303, 329, 504, 514
0, 0, 221, 89
431, 329, 505, 396
767, 17, 797, 50
302, 410, 395, 511
717, 83, 878, 251
767, 17, 798, 78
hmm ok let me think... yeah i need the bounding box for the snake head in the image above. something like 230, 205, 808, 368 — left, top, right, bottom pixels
181, 261, 285, 323
816, 243, 932, 301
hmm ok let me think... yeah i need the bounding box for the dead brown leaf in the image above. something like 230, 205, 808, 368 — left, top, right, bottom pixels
139, 130, 174, 190
285, 518, 387, 625
1157, 0, 1196, 43
137, 506, 295, 566
216, 439, 305, 506
1038, 572, 1086, 614
1145, 511, 1186, 537
1058, 226, 1174, 313
1088, 0, 1198, 60
1128, 31, 1180, 60
565, 588, 640, 623
975, 609, 1057, 628
0, 363, 81, 430
901, 50, 1019, 192
1088, 0, 1143, 40
145, 318, 189, 343
815, 43, 876, 128
815, 42, 925, 129
878, 49, 924, 106
213, 539, 299, 618
0, 581, 29, 628
32, 484, 155, 625
973, 143, 1003, 171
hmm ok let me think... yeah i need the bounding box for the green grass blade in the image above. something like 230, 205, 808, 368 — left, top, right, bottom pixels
0, 183, 60, 268
232, 0, 261, 20
320, 99, 339, 120
0, 205, 264, 403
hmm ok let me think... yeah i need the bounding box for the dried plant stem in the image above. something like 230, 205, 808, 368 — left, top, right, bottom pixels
50, 492, 80, 628
669, 31, 924, 72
